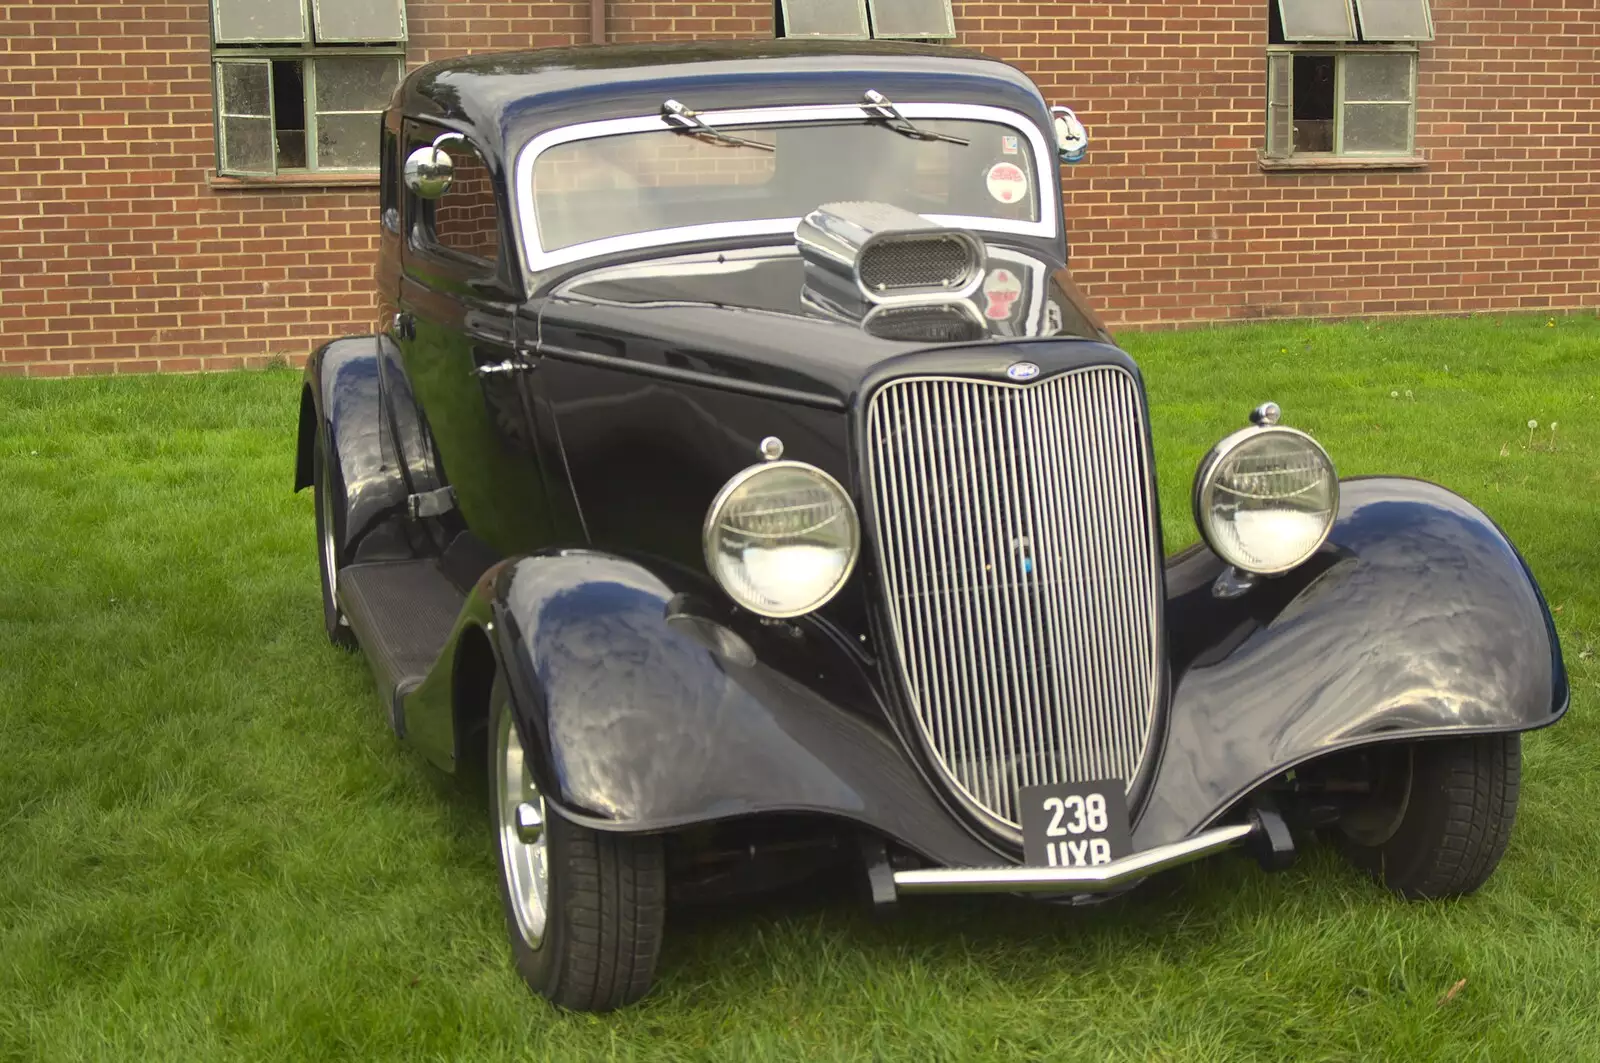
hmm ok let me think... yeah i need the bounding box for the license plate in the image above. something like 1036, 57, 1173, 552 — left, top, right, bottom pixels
1018, 780, 1132, 868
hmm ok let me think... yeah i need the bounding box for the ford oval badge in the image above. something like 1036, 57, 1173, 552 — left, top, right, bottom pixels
1007, 361, 1040, 381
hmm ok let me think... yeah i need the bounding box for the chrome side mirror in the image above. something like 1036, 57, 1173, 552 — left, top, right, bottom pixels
1051, 106, 1088, 165
404, 132, 466, 199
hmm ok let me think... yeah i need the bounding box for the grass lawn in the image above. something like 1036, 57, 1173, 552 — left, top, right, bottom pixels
1, 313, 1596, 1062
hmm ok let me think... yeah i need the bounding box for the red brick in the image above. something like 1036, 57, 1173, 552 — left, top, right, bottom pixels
0, 1, 1593, 374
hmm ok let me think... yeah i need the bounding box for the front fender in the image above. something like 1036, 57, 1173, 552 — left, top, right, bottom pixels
1133, 476, 1568, 848
295, 334, 410, 555
485, 550, 1003, 867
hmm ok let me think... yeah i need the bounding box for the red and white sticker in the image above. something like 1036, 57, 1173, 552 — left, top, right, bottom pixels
983, 268, 1024, 320
985, 162, 1029, 205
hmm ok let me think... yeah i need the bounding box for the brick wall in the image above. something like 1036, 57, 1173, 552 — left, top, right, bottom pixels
0, 1, 1593, 375
972, 0, 1600, 326
0, 2, 769, 376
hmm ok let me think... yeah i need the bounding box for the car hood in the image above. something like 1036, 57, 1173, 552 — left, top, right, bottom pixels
535, 245, 1116, 409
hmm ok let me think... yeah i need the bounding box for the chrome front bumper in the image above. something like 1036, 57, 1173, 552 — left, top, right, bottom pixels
892, 820, 1260, 896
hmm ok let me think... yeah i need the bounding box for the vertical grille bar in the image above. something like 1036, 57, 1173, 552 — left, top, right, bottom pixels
865, 368, 1163, 828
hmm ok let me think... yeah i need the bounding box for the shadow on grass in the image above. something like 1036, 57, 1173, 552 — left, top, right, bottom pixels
654, 833, 1370, 991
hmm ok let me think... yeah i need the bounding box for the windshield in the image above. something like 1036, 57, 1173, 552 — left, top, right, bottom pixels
520, 113, 1045, 262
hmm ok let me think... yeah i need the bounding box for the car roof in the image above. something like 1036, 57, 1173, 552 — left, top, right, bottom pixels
396, 39, 1052, 150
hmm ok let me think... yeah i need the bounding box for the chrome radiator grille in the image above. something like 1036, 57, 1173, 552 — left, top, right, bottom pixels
864, 369, 1163, 827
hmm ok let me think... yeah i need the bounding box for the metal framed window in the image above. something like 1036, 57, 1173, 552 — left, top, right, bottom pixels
1273, 0, 1433, 43
778, 0, 869, 38
210, 0, 406, 177
1264, 0, 1429, 162
776, 0, 955, 40
1351, 0, 1434, 41
1274, 0, 1357, 41
212, 0, 308, 44
867, 0, 956, 39
311, 0, 407, 43
1264, 46, 1418, 158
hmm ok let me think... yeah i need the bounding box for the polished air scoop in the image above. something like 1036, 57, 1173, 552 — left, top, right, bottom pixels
795, 201, 987, 309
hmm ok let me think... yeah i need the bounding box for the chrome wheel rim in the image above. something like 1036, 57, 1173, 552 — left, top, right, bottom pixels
317, 455, 340, 606
496, 707, 549, 947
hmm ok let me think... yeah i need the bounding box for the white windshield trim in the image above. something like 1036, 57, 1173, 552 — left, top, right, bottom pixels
511, 102, 1057, 274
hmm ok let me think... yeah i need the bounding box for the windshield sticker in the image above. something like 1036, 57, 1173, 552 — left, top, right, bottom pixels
1001, 135, 1019, 155
983, 268, 1023, 320
985, 162, 1029, 205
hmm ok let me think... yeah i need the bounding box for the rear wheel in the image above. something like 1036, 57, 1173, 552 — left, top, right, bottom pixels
489, 679, 666, 1011
312, 432, 357, 649
1338, 734, 1521, 899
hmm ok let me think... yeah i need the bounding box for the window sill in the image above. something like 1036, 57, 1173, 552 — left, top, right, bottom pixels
207, 170, 380, 190
1257, 153, 1428, 172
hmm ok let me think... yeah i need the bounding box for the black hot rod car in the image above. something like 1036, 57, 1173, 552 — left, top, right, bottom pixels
294, 41, 1568, 1011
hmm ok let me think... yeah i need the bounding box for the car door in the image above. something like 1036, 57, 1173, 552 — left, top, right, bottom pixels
395, 120, 555, 558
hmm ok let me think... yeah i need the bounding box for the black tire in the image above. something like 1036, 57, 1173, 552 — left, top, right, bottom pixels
312, 433, 358, 650
1340, 734, 1521, 899
488, 680, 666, 1011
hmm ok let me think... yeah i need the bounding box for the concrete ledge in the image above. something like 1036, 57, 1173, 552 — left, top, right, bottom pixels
207, 170, 380, 191
1258, 153, 1429, 172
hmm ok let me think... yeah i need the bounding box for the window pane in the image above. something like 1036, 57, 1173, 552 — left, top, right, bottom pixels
432, 147, 501, 264
1344, 53, 1411, 101
312, 0, 406, 42
780, 0, 869, 38
211, 0, 307, 43
1354, 0, 1433, 40
218, 60, 272, 117
270, 59, 307, 168
222, 116, 276, 173
868, 0, 956, 39
1342, 102, 1411, 152
1293, 54, 1335, 152
317, 112, 382, 169
1265, 53, 1294, 157
1275, 0, 1357, 40
315, 57, 400, 113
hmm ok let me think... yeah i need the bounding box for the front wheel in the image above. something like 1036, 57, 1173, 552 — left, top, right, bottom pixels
1338, 734, 1521, 899
489, 679, 666, 1011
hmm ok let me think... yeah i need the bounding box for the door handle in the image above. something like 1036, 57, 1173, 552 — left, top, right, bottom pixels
473, 358, 535, 378
392, 312, 415, 340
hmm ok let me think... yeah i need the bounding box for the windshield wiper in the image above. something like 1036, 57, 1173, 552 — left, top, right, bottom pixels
661, 99, 775, 152
860, 90, 970, 146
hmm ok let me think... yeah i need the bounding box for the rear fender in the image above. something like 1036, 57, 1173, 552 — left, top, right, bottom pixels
1134, 476, 1568, 848
296, 335, 412, 557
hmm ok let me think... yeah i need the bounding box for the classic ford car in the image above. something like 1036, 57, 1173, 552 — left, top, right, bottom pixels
294, 40, 1568, 1011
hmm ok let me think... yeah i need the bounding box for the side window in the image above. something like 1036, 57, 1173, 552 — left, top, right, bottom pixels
433, 149, 500, 262
406, 132, 502, 272
379, 122, 400, 233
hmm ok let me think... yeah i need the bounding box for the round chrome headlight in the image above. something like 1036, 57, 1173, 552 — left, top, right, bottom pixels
703, 460, 860, 618
1193, 426, 1338, 575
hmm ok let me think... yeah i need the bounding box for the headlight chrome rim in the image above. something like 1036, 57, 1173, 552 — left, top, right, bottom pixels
1192, 425, 1339, 576
702, 459, 861, 618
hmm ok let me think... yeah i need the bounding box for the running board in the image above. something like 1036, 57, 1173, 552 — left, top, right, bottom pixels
892, 820, 1258, 896
339, 559, 466, 735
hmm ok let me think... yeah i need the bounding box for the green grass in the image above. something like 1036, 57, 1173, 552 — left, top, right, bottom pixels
0, 313, 1596, 1062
